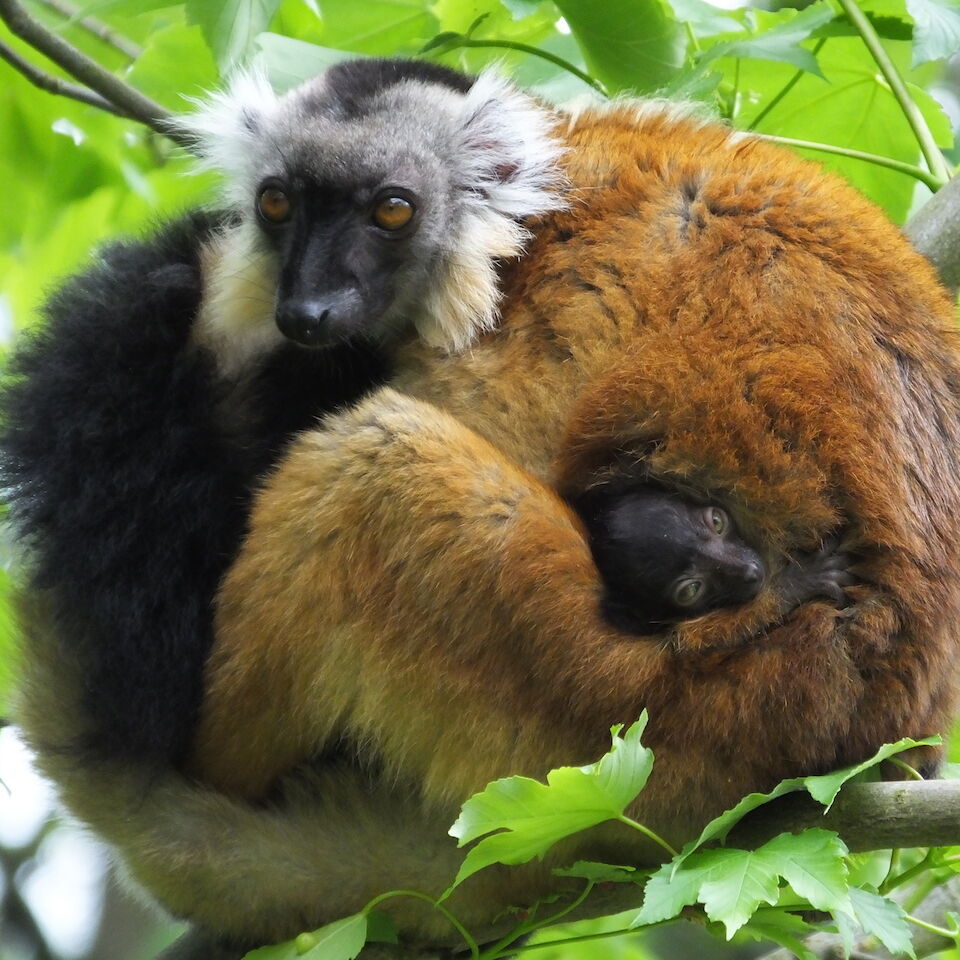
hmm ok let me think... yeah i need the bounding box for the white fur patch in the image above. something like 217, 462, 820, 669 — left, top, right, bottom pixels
455, 69, 568, 220
420, 208, 528, 351
193, 221, 284, 379
168, 69, 281, 208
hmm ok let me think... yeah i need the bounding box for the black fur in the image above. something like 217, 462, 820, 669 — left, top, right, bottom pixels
307, 58, 474, 119
577, 486, 765, 635
1, 212, 387, 764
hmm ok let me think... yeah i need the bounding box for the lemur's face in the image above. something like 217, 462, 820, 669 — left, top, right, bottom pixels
179, 58, 565, 352
249, 70, 472, 348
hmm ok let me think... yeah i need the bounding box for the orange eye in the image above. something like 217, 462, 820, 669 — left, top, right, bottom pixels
257, 187, 292, 224
373, 196, 414, 231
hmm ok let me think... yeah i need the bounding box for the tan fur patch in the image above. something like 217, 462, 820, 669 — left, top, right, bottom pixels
192, 221, 284, 378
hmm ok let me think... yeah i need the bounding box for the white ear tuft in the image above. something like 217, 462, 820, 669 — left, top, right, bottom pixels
169, 69, 280, 208
417, 70, 566, 352
454, 69, 568, 221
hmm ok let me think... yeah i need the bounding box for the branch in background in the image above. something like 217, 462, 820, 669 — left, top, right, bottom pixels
0, 0, 193, 149
36, 0, 142, 60
907, 173, 960, 294
0, 38, 126, 114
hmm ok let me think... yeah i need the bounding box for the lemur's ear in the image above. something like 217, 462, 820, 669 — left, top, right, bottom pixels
169, 70, 280, 207
417, 71, 567, 354
454, 70, 567, 220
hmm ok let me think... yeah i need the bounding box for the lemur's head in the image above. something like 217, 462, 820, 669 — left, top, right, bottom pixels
178, 58, 565, 354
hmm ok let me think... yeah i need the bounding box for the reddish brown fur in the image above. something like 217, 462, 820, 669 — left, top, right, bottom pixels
191, 103, 960, 859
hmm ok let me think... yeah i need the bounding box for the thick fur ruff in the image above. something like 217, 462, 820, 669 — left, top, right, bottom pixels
1, 214, 387, 762
195, 101, 960, 878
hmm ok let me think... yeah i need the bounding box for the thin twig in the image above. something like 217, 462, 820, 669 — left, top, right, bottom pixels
430, 35, 609, 98
0, 38, 127, 114
36, 0, 142, 59
835, 0, 951, 184
0, 0, 192, 148
755, 133, 944, 191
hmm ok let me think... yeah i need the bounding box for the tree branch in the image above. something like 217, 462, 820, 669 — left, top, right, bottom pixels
906, 174, 960, 294
730, 780, 960, 852
36, 0, 142, 60
0, 0, 192, 148
0, 37, 127, 114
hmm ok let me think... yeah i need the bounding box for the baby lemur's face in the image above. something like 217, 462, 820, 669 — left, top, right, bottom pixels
581, 488, 764, 635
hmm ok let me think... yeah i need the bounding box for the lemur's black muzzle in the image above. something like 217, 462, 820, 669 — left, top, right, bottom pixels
275, 290, 361, 348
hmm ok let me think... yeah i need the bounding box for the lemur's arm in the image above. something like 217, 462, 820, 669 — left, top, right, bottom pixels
191, 389, 858, 845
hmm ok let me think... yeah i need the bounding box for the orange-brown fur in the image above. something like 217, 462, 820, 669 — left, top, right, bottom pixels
192, 103, 960, 859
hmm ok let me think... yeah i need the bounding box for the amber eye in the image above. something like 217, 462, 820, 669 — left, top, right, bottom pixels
257, 186, 292, 224
708, 506, 728, 535
373, 196, 415, 231
672, 579, 704, 607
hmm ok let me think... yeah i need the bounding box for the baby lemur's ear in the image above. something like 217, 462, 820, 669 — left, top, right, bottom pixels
419, 71, 568, 353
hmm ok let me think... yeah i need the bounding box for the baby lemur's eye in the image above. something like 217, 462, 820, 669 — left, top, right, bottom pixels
373, 196, 415, 231
672, 579, 704, 607
707, 506, 728, 535
257, 186, 292, 224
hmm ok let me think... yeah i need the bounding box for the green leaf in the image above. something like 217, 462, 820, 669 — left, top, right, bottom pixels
501, 0, 546, 17
635, 844, 785, 937
0, 568, 20, 717
814, 12, 914, 40
700, 4, 835, 77
736, 37, 951, 220
420, 30, 464, 53
845, 850, 893, 890
447, 717, 653, 891
553, 0, 687, 94
364, 911, 398, 944
636, 830, 850, 938
186, 0, 283, 69
243, 913, 368, 960
849, 888, 916, 958
697, 849, 782, 937
632, 853, 714, 926
803, 736, 940, 807
737, 911, 820, 960
759, 831, 851, 915
315, 0, 439, 56
674, 781, 807, 868
906, 0, 960, 64
553, 861, 638, 883
663, 0, 742, 38
125, 23, 220, 108
674, 736, 938, 870
73, 0, 188, 14
255, 35, 358, 92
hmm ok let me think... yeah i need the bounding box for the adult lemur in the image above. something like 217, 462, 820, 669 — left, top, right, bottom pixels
7, 58, 960, 957
2, 58, 564, 765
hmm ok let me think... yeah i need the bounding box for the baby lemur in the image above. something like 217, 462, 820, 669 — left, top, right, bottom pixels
580, 486, 851, 634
